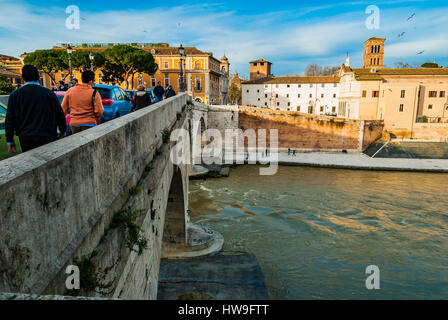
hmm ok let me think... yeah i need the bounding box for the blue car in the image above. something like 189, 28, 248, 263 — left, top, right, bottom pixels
0, 102, 7, 135
145, 89, 157, 104
93, 85, 133, 122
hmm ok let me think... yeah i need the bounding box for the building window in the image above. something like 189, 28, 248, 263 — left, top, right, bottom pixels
429, 91, 437, 98
288, 102, 291, 106
286, 94, 289, 98
321, 84, 325, 88
333, 94, 337, 98
246, 90, 249, 93
298, 84, 301, 88
276, 94, 278, 98
257, 89, 260, 93
372, 91, 379, 98
253, 63, 257, 66
277, 102, 280, 106
195, 78, 201, 91
399, 104, 404, 112
428, 104, 433, 109
310, 84, 313, 88
287, 84, 290, 88
265, 94, 268, 98
320, 106, 324, 112
362, 90, 367, 98
164, 74, 169, 86
400, 90, 406, 98
196, 63, 201, 70
257, 71, 260, 75
265, 85, 268, 88
298, 94, 301, 98
334, 84, 337, 87
151, 76, 156, 87
276, 84, 279, 88
258, 98, 261, 101
164, 62, 169, 69
261, 62, 264, 66
309, 93, 312, 98
440, 91, 446, 98
321, 94, 324, 98
332, 106, 336, 113
265, 102, 267, 106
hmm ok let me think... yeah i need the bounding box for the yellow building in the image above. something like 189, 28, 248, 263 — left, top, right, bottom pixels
338, 37, 448, 140
29, 43, 229, 104
0, 54, 22, 87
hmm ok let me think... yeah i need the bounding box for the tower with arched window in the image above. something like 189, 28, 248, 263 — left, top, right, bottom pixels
363, 37, 385, 69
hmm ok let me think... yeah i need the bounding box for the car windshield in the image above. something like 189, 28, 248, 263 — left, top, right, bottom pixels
94, 88, 112, 99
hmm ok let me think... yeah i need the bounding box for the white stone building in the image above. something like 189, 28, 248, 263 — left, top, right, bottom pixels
242, 76, 340, 115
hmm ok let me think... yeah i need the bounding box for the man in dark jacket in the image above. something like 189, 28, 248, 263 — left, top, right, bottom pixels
164, 85, 176, 99
153, 81, 165, 102
5, 65, 67, 153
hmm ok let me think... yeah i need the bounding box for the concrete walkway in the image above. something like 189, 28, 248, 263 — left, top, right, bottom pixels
219, 151, 448, 173
276, 152, 448, 172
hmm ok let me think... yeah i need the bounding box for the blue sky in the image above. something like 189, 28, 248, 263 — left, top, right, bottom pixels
1, 0, 448, 77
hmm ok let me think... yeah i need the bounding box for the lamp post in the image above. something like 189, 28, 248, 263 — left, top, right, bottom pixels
178, 44, 186, 92
67, 45, 73, 82
89, 52, 94, 72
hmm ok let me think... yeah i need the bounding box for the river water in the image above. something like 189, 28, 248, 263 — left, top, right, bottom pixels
189, 165, 448, 300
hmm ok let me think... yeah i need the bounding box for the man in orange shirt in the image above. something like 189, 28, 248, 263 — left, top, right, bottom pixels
61, 70, 104, 134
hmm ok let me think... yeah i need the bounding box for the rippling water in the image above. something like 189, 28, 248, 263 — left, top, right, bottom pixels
189, 166, 448, 300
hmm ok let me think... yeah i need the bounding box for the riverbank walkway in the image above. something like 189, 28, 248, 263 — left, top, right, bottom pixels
217, 151, 448, 173
276, 152, 448, 172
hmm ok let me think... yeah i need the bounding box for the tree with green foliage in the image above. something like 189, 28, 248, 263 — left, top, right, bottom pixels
71, 51, 106, 72
0, 75, 15, 95
23, 49, 68, 84
101, 45, 158, 89
421, 62, 439, 68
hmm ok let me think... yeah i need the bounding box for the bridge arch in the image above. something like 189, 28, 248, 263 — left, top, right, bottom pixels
163, 165, 187, 250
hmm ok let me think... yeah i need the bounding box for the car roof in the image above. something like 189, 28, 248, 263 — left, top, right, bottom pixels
93, 84, 119, 90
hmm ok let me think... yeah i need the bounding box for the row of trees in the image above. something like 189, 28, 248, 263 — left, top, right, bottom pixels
23, 45, 158, 89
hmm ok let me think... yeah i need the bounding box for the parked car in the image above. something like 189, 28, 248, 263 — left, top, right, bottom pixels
145, 89, 157, 104
124, 90, 136, 109
93, 85, 133, 122
0, 102, 7, 135
54, 91, 72, 135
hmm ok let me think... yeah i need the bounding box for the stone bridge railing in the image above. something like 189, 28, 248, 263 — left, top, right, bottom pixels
0, 94, 188, 298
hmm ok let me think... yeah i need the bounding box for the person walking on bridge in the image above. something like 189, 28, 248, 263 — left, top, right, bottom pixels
134, 85, 151, 111
153, 81, 165, 103
61, 70, 104, 134
5, 65, 67, 153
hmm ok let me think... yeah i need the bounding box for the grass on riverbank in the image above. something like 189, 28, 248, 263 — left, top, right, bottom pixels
0, 135, 22, 161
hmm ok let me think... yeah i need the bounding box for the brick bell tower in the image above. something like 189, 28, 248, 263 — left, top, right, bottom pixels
249, 58, 272, 80
363, 37, 385, 69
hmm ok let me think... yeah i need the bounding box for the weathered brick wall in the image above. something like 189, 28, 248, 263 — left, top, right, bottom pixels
238, 107, 372, 151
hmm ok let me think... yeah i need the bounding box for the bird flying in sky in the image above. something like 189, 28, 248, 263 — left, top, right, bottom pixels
417, 50, 425, 55
407, 13, 415, 21
398, 32, 405, 37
